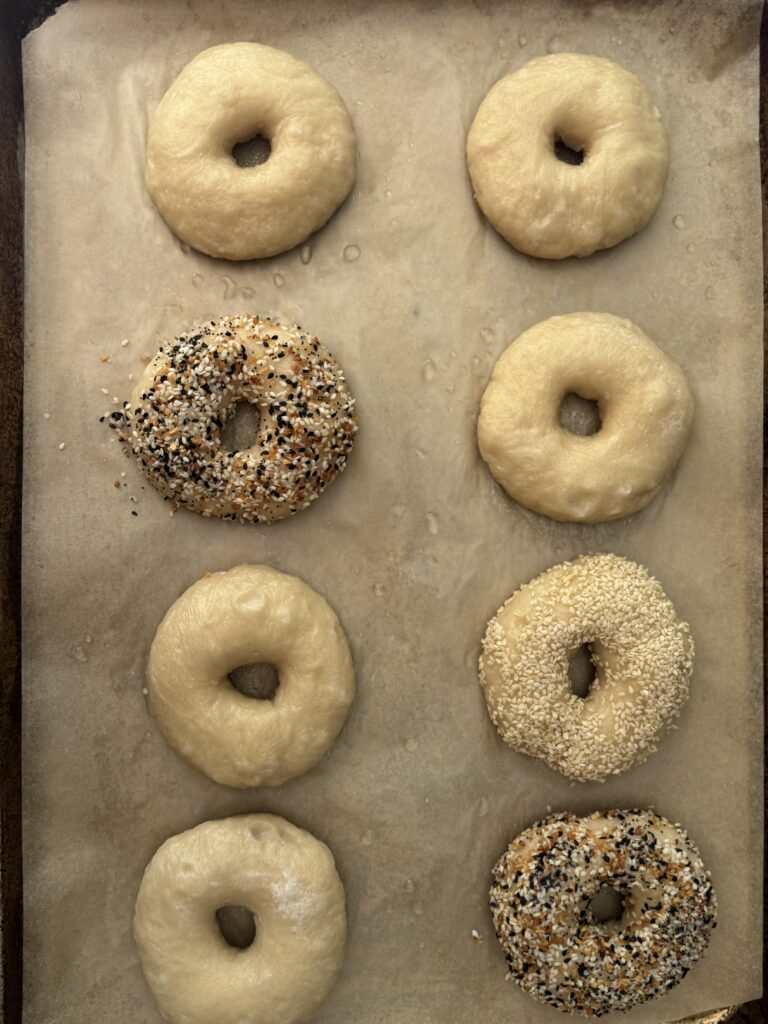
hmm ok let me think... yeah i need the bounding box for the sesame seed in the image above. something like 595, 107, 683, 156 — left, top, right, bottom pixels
478, 555, 693, 782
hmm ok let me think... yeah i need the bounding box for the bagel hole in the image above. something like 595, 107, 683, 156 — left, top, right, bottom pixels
559, 393, 601, 436
216, 905, 257, 949
568, 644, 596, 699
554, 134, 585, 165
229, 663, 280, 700
589, 886, 625, 924
232, 133, 271, 167
221, 401, 261, 453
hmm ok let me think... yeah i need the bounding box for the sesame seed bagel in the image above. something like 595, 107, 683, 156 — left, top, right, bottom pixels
148, 564, 355, 788
466, 53, 669, 259
477, 313, 694, 523
490, 810, 717, 1016
479, 554, 693, 781
145, 42, 356, 260
120, 314, 357, 523
134, 814, 347, 1024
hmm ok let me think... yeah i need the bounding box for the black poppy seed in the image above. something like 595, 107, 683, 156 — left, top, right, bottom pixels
489, 810, 716, 1016
114, 315, 357, 524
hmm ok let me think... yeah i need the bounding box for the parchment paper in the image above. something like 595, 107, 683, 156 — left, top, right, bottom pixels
20, 1, 764, 1021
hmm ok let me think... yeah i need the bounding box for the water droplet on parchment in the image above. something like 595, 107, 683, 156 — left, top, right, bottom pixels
373, 582, 385, 597
242, 286, 255, 299
222, 275, 237, 300
273, 273, 284, 287
426, 512, 440, 535
705, 285, 714, 300
517, 33, 527, 47
300, 243, 312, 265
192, 273, 203, 288
361, 830, 374, 846
685, 241, 696, 254
422, 358, 436, 383
673, 214, 685, 230
70, 644, 88, 663
343, 244, 361, 263
405, 738, 418, 753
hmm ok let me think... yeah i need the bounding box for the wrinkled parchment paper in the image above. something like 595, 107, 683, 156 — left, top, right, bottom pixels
21, 1, 763, 1021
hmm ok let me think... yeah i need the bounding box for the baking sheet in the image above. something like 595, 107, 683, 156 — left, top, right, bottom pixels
20, 0, 764, 1021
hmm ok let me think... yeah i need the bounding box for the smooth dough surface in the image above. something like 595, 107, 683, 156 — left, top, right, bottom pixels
466, 53, 669, 259
145, 42, 357, 260
134, 814, 347, 1024
477, 312, 694, 523
479, 554, 693, 781
148, 564, 355, 788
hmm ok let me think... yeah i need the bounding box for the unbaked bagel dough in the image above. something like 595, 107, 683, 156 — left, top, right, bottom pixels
134, 814, 347, 1024
118, 314, 358, 524
145, 43, 357, 260
148, 565, 355, 788
477, 313, 693, 523
467, 53, 669, 259
491, 809, 716, 1015
479, 554, 693, 781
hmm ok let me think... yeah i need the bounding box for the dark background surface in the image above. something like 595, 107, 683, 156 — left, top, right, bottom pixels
0, 0, 765, 1022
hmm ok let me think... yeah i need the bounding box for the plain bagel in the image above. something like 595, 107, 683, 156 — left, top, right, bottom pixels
467, 53, 669, 259
145, 42, 357, 259
147, 565, 355, 788
134, 814, 347, 1024
477, 312, 694, 523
